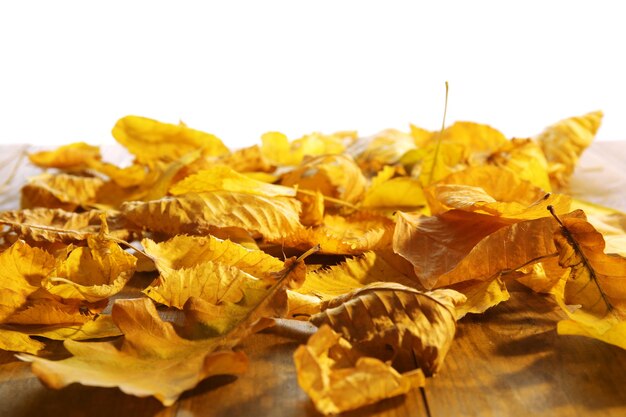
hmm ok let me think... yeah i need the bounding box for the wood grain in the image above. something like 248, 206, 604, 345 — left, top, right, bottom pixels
424, 282, 626, 417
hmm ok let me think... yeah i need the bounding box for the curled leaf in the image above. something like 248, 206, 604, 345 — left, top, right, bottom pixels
112, 116, 229, 164
0, 240, 55, 321
310, 282, 465, 375
294, 325, 425, 415
537, 111, 603, 189
551, 209, 626, 349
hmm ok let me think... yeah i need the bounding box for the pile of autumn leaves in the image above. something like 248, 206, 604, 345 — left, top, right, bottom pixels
1, 111, 626, 414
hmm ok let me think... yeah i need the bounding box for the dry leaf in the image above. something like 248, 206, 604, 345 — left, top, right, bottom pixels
486, 137, 552, 192
280, 154, 366, 207
297, 251, 419, 301
0, 207, 133, 243
294, 324, 425, 415
310, 282, 465, 375
282, 212, 393, 255
0, 240, 56, 321
550, 209, 626, 349
536, 111, 603, 189
18, 298, 248, 406
112, 116, 230, 164
28, 142, 101, 170
393, 210, 583, 289
0, 328, 45, 354
261, 131, 348, 166
449, 277, 510, 319
122, 190, 302, 240
424, 166, 571, 219
42, 228, 137, 302
21, 173, 104, 210
142, 234, 284, 276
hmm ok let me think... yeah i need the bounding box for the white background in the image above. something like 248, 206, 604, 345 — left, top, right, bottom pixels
0, 1, 624, 148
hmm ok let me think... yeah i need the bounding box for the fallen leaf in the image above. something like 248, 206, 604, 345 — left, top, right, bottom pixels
550, 209, 626, 349
0, 240, 56, 321
0, 328, 45, 354
294, 324, 425, 415
122, 190, 302, 240
536, 111, 603, 189
28, 142, 101, 171
310, 282, 465, 375
112, 116, 230, 165
18, 298, 248, 406
42, 226, 137, 302
393, 210, 581, 289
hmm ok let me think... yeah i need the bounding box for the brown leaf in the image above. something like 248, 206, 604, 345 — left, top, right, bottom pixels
393, 210, 582, 289
310, 282, 465, 375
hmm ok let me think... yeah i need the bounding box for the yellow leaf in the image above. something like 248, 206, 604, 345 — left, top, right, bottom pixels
169, 165, 295, 197
86, 160, 149, 188
424, 166, 571, 219
144, 261, 254, 309
362, 166, 426, 210
536, 111, 603, 189
400, 142, 466, 186
280, 154, 366, 207
0, 240, 55, 322
0, 207, 134, 243
311, 282, 465, 375
28, 142, 101, 170
294, 325, 425, 415
298, 251, 420, 301
449, 277, 510, 319
112, 115, 230, 165
440, 121, 509, 158
17, 298, 248, 406
282, 212, 393, 255
349, 128, 417, 175
42, 229, 137, 302
218, 144, 273, 173
21, 173, 104, 210
4, 296, 105, 326
0, 328, 44, 354
512, 256, 568, 294
122, 190, 302, 241
486, 138, 552, 192
261, 131, 348, 166
183, 252, 311, 338
142, 234, 284, 277
21, 315, 121, 341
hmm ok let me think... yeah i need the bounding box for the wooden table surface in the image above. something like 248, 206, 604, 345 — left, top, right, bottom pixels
0, 141, 625, 417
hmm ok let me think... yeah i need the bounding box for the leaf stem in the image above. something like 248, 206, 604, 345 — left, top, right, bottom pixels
427, 81, 449, 185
